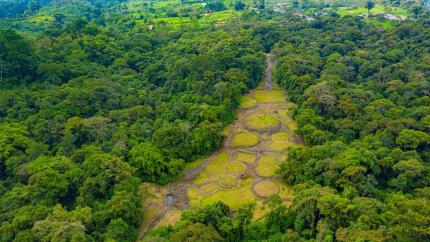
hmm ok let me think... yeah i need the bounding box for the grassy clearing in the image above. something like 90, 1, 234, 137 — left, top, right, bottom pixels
225, 161, 246, 174
231, 132, 259, 148
236, 152, 256, 163
217, 175, 238, 188
30, 15, 54, 24
370, 19, 393, 29
279, 110, 298, 131
272, 132, 289, 141
256, 156, 281, 177
187, 187, 203, 206
336, 4, 408, 17
245, 114, 279, 130
253, 201, 269, 220
141, 183, 164, 204
184, 157, 207, 169
277, 181, 294, 200
139, 183, 166, 229
205, 152, 229, 175
200, 179, 255, 209
254, 180, 279, 198
193, 171, 217, 185
141, 208, 161, 229
270, 132, 293, 151
270, 140, 294, 151
188, 178, 255, 209
154, 209, 181, 229
254, 90, 284, 103
195, 152, 230, 184
199, 183, 219, 194
239, 95, 258, 109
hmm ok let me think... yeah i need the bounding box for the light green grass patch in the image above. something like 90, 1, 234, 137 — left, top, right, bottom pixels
239, 95, 258, 109
139, 183, 166, 229
154, 209, 181, 229
200, 178, 255, 209
141, 207, 160, 229
184, 157, 206, 169
253, 180, 279, 198
253, 201, 269, 220
272, 132, 290, 141
270, 132, 293, 151
236, 152, 256, 163
336, 4, 408, 17
205, 152, 229, 175
199, 183, 219, 194
245, 114, 279, 130
279, 110, 298, 131
187, 187, 203, 206
256, 156, 281, 177
225, 161, 246, 174
231, 132, 259, 148
217, 175, 238, 188
193, 171, 217, 185
30, 15, 54, 24
370, 19, 393, 29
277, 181, 294, 200
254, 90, 284, 103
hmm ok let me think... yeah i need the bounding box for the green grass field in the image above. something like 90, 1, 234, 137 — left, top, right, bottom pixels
225, 161, 246, 174
254, 90, 284, 102
236, 152, 256, 163
253, 180, 279, 197
231, 132, 259, 148
335, 4, 409, 17
240, 95, 258, 109
246, 114, 279, 130
256, 156, 281, 177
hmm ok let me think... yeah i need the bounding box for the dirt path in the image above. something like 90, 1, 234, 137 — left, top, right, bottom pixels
137, 54, 301, 241
264, 54, 273, 90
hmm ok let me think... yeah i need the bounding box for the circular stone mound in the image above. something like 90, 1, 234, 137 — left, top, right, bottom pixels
245, 114, 279, 130
225, 161, 246, 174
253, 180, 279, 198
231, 132, 259, 148
217, 175, 238, 188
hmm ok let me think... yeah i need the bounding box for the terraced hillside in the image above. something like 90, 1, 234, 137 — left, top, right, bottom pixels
138, 55, 302, 239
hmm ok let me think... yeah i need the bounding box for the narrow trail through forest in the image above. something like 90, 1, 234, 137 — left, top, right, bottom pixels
137, 54, 302, 241
264, 54, 273, 90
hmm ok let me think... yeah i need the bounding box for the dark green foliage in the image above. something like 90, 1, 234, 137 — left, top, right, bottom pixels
234, 1, 246, 11
1, 1, 429, 242
0, 30, 36, 86
0, 4, 265, 240
273, 15, 430, 241
149, 201, 255, 241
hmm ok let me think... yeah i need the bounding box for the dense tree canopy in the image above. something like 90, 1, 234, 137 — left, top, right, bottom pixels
1, 0, 430, 241
0, 4, 265, 240
148, 10, 430, 242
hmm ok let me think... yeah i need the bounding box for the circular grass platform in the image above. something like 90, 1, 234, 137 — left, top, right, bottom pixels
231, 132, 259, 148
199, 183, 219, 194
225, 161, 246, 174
245, 114, 279, 130
236, 152, 256, 163
253, 180, 279, 198
256, 156, 281, 177
217, 175, 238, 189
